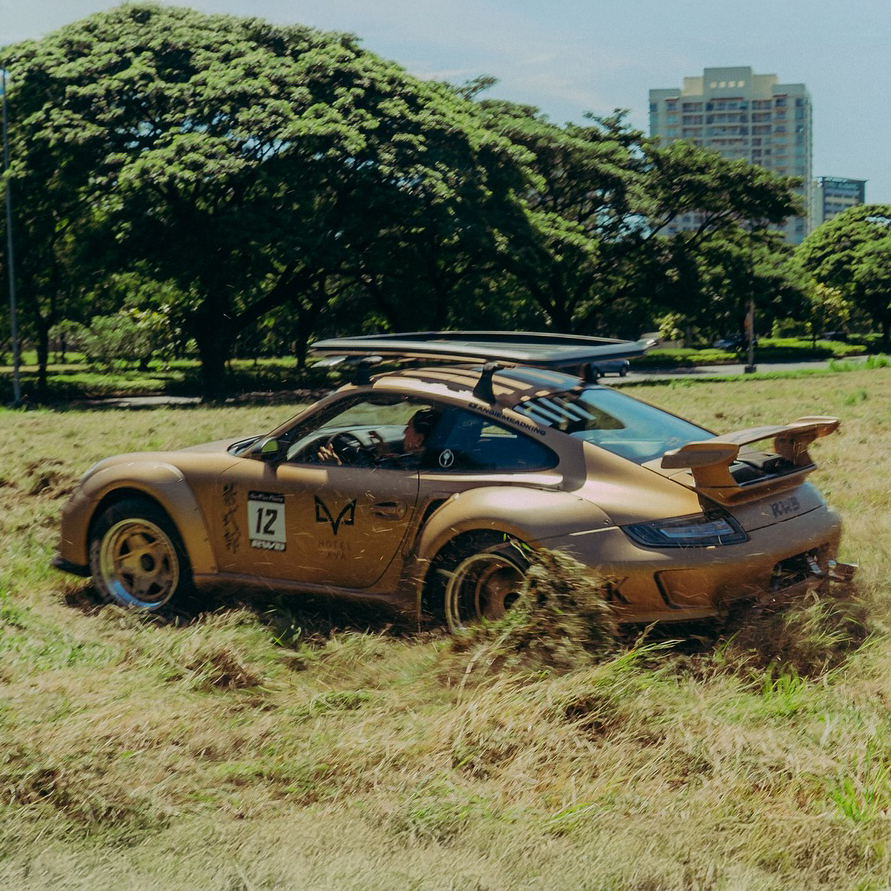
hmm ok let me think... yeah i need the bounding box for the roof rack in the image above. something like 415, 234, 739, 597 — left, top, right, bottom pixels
311, 331, 650, 370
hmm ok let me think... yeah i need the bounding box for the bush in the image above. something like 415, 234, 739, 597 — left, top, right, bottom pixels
78, 310, 172, 371
772, 318, 808, 338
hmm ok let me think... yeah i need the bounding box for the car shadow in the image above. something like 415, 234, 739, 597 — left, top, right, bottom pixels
62, 579, 420, 641
63, 580, 870, 678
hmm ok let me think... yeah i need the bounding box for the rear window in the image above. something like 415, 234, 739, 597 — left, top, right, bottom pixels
515, 387, 711, 464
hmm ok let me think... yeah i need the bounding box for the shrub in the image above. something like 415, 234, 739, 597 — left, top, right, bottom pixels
78, 310, 172, 371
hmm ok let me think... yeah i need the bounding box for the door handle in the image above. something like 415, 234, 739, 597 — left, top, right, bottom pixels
371, 501, 406, 520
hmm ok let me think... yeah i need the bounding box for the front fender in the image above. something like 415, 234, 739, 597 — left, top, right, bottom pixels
59, 461, 216, 576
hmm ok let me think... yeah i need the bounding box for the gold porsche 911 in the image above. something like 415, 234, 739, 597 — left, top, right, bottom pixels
53, 332, 855, 629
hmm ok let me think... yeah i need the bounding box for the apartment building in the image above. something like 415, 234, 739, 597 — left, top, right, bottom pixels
649, 66, 813, 244
812, 176, 866, 228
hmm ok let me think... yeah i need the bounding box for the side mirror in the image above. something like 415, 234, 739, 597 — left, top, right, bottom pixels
251, 437, 282, 462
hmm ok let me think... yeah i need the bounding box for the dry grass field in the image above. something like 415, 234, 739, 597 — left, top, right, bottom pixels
1, 369, 890, 891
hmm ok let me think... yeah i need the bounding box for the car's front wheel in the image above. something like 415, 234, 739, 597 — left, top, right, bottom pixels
432, 533, 529, 633
89, 498, 192, 612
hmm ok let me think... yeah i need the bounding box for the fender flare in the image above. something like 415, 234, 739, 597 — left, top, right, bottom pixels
76, 463, 217, 576
408, 485, 613, 612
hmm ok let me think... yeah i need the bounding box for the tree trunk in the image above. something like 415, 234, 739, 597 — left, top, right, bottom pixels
294, 337, 308, 371
36, 321, 50, 396
195, 335, 229, 402
192, 309, 233, 402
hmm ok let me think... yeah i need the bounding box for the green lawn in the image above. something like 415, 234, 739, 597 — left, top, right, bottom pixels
634, 336, 866, 369
0, 370, 889, 890
0, 354, 335, 401
0, 338, 877, 402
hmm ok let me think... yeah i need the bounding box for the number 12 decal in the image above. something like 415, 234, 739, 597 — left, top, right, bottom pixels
255, 507, 278, 536
247, 491, 286, 551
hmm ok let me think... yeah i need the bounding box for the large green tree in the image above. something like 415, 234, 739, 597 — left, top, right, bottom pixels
798, 205, 891, 350
474, 100, 803, 337
475, 103, 640, 333
2, 4, 535, 397
0, 104, 89, 392
663, 228, 806, 342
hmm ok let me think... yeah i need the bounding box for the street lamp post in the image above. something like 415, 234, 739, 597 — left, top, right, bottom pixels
744, 222, 759, 374
744, 296, 756, 373
2, 68, 22, 406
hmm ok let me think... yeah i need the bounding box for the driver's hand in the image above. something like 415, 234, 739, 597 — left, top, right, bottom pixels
316, 444, 342, 465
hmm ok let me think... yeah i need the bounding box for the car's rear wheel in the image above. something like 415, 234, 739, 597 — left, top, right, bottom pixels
433, 533, 529, 633
89, 498, 192, 612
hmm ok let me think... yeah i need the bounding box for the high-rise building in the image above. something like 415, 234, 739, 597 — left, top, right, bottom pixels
649, 66, 813, 244
812, 177, 866, 228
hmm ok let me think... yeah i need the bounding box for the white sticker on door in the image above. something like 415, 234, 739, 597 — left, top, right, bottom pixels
248, 491, 286, 551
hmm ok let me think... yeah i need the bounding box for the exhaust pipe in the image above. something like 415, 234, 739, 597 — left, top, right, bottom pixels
828, 560, 858, 584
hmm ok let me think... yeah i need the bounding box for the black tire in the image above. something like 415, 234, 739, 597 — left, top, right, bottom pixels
619, 365, 628, 377
89, 497, 193, 612
429, 533, 529, 633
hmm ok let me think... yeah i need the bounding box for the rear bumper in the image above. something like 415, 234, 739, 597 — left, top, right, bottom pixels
541, 503, 846, 622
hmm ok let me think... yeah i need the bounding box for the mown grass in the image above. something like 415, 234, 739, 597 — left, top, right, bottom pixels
0, 370, 890, 889
0, 354, 337, 402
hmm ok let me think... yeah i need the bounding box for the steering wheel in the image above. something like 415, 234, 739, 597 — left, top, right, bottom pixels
326, 431, 368, 465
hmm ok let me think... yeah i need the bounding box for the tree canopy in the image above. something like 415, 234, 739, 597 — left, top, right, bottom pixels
2, 3, 536, 396
798, 205, 891, 350
1, 4, 814, 398
475, 101, 802, 337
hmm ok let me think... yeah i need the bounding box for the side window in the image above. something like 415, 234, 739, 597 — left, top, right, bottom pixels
282, 394, 443, 467
424, 408, 557, 473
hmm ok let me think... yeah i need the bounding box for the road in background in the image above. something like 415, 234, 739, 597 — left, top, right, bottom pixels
61, 356, 874, 409
617, 355, 869, 385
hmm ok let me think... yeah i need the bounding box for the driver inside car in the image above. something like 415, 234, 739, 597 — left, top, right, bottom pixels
316, 407, 441, 467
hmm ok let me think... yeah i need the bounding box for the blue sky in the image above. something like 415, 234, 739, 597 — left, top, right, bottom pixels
3, 0, 889, 201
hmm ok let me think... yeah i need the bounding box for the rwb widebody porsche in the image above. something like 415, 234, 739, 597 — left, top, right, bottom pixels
54, 332, 855, 628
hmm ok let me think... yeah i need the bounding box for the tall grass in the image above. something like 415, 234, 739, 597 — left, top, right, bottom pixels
0, 370, 890, 889
830, 354, 891, 372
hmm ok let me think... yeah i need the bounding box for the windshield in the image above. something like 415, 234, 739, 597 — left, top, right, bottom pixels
514, 386, 712, 464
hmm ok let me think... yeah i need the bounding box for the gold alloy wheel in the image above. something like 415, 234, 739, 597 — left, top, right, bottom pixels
444, 551, 526, 632
97, 517, 180, 608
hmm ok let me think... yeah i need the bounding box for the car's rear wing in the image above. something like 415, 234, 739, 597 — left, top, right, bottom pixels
660, 417, 840, 503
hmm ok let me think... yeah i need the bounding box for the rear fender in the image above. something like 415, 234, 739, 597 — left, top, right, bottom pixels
407, 485, 613, 610
71, 463, 216, 575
